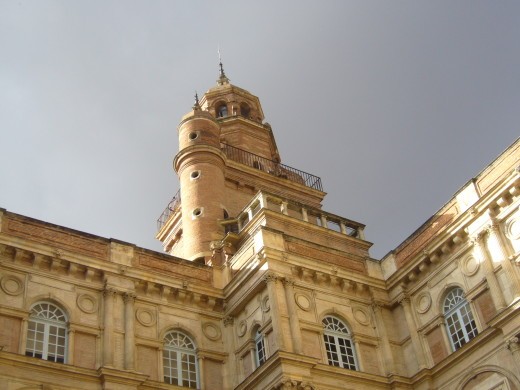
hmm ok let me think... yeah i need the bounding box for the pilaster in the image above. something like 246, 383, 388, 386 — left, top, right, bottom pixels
473, 234, 507, 310
264, 273, 285, 351
282, 278, 302, 354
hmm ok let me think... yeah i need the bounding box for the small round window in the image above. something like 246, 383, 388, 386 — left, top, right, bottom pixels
192, 208, 203, 218
190, 170, 201, 180
188, 132, 199, 141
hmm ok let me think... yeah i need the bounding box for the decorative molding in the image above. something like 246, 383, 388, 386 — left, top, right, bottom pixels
460, 255, 480, 276
261, 296, 270, 312
135, 307, 156, 327
237, 320, 247, 337
202, 322, 221, 341
76, 293, 98, 314
352, 306, 370, 326
0, 274, 24, 296
294, 292, 312, 311
415, 292, 432, 314
505, 217, 520, 241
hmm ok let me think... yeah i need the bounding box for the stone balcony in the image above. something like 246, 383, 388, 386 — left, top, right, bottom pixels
220, 191, 365, 241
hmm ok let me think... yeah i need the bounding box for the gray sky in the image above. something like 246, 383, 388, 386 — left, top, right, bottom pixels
1, 1, 519, 259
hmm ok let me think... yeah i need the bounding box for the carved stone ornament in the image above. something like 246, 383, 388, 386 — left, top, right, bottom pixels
135, 307, 157, 327
261, 295, 271, 312
76, 293, 98, 314
0, 274, 24, 296
460, 255, 480, 276
415, 291, 432, 314
506, 336, 520, 353
237, 320, 247, 337
505, 217, 520, 241
223, 316, 234, 327
353, 307, 370, 326
272, 377, 297, 390
202, 322, 222, 341
294, 292, 312, 311
298, 382, 317, 390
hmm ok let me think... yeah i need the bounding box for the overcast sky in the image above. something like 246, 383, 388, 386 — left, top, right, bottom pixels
1, 1, 519, 259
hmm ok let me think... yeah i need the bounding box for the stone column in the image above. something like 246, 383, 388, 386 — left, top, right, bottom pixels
371, 302, 395, 374
67, 328, 75, 365
19, 318, 29, 355
488, 222, 520, 300
197, 355, 205, 390
439, 320, 453, 354
223, 316, 236, 389
264, 273, 285, 351
399, 297, 427, 369
103, 287, 117, 367
282, 278, 302, 354
123, 292, 136, 371
301, 207, 308, 222
473, 235, 506, 310
506, 337, 520, 370
352, 337, 364, 371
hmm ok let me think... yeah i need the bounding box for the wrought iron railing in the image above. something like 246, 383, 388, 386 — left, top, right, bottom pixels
221, 143, 323, 191
157, 189, 181, 230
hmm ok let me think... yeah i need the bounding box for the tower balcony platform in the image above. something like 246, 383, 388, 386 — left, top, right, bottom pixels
221, 143, 323, 191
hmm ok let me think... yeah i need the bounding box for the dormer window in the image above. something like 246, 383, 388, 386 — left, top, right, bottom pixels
217, 103, 228, 118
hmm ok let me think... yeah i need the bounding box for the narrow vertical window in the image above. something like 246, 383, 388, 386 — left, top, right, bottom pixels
322, 316, 358, 370
255, 329, 267, 366
163, 331, 199, 389
444, 288, 478, 351
217, 104, 228, 118
25, 302, 68, 363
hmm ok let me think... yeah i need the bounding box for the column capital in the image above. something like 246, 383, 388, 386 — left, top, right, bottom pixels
507, 336, 520, 353
282, 277, 295, 287
371, 299, 384, 312
264, 272, 279, 284
223, 316, 234, 327
298, 381, 317, 390
273, 377, 297, 390
103, 287, 118, 297
487, 219, 501, 234
397, 294, 411, 307
123, 292, 137, 302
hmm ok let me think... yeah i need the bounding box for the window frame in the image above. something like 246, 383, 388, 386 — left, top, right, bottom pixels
443, 287, 478, 351
25, 302, 68, 364
254, 329, 267, 367
163, 330, 200, 389
322, 315, 358, 371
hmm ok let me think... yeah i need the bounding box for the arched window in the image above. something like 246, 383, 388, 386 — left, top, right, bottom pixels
443, 287, 478, 351
25, 302, 68, 363
322, 316, 358, 370
217, 103, 228, 118
254, 329, 267, 367
240, 103, 251, 118
163, 331, 199, 388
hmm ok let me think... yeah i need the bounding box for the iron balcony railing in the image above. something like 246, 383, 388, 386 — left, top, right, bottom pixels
221, 143, 323, 191
157, 189, 181, 230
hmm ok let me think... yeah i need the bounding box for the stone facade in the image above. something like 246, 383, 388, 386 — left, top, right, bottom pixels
1, 70, 519, 389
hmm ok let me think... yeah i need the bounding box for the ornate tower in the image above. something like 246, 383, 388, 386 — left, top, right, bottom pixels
156, 65, 326, 263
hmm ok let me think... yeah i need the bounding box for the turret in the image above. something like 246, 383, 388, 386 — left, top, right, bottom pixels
173, 95, 226, 263
156, 65, 326, 262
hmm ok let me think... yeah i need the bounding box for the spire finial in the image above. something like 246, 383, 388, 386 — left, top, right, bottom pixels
217, 46, 229, 85
193, 91, 200, 110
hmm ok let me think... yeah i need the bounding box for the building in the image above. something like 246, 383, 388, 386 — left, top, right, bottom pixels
0, 67, 519, 390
